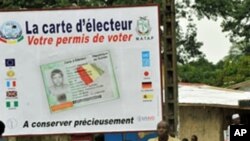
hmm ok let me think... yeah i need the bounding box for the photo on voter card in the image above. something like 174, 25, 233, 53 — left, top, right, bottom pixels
40, 50, 120, 113
40, 63, 74, 113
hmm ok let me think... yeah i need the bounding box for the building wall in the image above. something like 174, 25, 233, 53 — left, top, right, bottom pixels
179, 106, 224, 141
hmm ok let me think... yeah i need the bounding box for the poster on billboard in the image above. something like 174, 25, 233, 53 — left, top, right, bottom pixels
0, 5, 162, 136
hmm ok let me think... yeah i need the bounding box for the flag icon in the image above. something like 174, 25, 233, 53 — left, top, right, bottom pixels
141, 51, 150, 67
144, 71, 149, 76
6, 80, 16, 88
6, 91, 17, 98
5, 59, 15, 67
77, 63, 104, 85
142, 82, 152, 89
6, 101, 18, 108
6, 70, 15, 77
143, 94, 153, 100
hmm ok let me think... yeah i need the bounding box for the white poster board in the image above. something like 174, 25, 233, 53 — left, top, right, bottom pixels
0, 5, 162, 136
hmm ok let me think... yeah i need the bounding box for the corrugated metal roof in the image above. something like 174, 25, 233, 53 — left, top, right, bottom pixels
178, 83, 250, 109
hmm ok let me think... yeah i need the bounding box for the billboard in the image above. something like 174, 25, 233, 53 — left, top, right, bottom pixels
0, 5, 162, 136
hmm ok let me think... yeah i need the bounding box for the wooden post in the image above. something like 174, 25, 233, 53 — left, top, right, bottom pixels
162, 0, 179, 136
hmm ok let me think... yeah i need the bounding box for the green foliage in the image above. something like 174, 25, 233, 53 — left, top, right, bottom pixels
176, 0, 250, 86
176, 22, 204, 64
179, 42, 250, 87
221, 0, 250, 43
178, 50, 250, 87
182, 0, 250, 53
176, 0, 205, 64
220, 55, 250, 87
178, 57, 221, 86
194, 0, 235, 20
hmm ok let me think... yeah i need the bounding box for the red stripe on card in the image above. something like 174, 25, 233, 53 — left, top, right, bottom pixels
76, 66, 93, 85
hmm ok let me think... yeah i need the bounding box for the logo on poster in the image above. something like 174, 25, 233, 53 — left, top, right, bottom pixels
137, 115, 155, 122
6, 91, 17, 98
141, 51, 150, 67
136, 17, 154, 41
6, 100, 19, 109
136, 17, 151, 35
7, 70, 15, 77
5, 58, 15, 67
0, 21, 24, 44
6, 118, 18, 129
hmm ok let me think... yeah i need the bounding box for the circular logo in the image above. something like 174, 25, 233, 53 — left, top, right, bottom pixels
7, 70, 15, 77
0, 21, 22, 40
136, 17, 151, 35
6, 118, 18, 129
144, 71, 149, 76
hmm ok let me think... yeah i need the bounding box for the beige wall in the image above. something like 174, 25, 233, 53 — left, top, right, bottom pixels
179, 106, 224, 141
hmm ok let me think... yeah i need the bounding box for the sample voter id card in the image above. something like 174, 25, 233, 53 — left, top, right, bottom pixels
40, 51, 120, 113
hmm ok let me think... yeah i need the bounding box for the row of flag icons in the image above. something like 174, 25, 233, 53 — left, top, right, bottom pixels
141, 70, 153, 101
5, 58, 19, 109
141, 82, 153, 101
141, 51, 153, 101
5, 88, 19, 109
